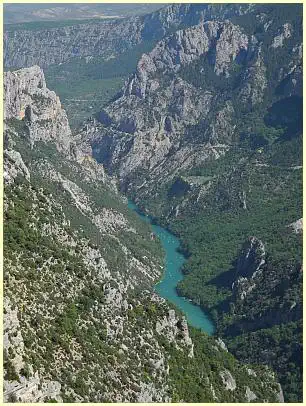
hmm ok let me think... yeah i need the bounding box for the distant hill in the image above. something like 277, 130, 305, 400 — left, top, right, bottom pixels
4, 3, 165, 24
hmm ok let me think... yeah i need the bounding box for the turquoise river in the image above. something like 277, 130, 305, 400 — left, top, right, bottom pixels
128, 200, 215, 335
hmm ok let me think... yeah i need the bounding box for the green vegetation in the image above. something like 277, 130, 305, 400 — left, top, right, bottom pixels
125, 5, 303, 400
45, 76, 124, 129
45, 39, 156, 128
3, 139, 161, 400
166, 326, 280, 402
4, 3, 302, 401
4, 357, 20, 382
5, 118, 30, 138
180, 56, 243, 94
226, 321, 302, 402
4, 123, 283, 402
137, 133, 302, 401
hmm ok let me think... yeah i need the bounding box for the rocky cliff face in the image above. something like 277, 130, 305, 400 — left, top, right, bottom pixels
67, 5, 302, 401
225, 233, 302, 334
4, 66, 284, 402
3, 67, 191, 402
4, 66, 72, 154
79, 19, 252, 193
4, 4, 255, 69
3, 4, 261, 130
231, 237, 266, 301
125, 20, 248, 96
79, 5, 301, 207
4, 19, 142, 68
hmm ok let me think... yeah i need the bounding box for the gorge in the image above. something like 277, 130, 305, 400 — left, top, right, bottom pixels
128, 200, 215, 334
3, 2, 302, 403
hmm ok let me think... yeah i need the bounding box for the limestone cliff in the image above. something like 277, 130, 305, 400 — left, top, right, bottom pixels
4, 66, 284, 402
4, 66, 72, 153
3, 67, 192, 402
4, 4, 255, 68
79, 5, 301, 216
79, 19, 252, 194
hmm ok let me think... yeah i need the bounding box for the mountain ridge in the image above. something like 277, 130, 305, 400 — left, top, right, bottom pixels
3, 2, 302, 402
4, 64, 284, 403
70, 4, 302, 401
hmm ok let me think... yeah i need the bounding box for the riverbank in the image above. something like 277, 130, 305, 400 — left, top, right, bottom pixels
128, 200, 215, 335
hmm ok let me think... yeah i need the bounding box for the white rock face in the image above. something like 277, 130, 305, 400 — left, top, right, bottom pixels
277, 383, 285, 403
4, 298, 25, 375
81, 18, 262, 203
271, 23, 292, 48
231, 236, 266, 300
4, 66, 45, 118
247, 368, 257, 377
4, 374, 62, 403
288, 218, 303, 234
245, 386, 257, 401
94, 208, 135, 234
137, 382, 170, 402
103, 19, 249, 149
220, 369, 237, 391
4, 66, 72, 153
4, 298, 62, 402
4, 149, 30, 184
156, 310, 194, 357
214, 20, 248, 76
238, 47, 267, 106
123, 20, 248, 101
216, 338, 228, 352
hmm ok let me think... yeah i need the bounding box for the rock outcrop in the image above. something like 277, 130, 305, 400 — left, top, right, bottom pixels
4, 64, 285, 403
4, 149, 30, 185
271, 23, 292, 49
78, 6, 301, 213
220, 369, 237, 391
4, 66, 72, 153
4, 4, 256, 68
231, 237, 266, 302
77, 19, 254, 199
288, 218, 303, 234
5, 3, 300, 400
